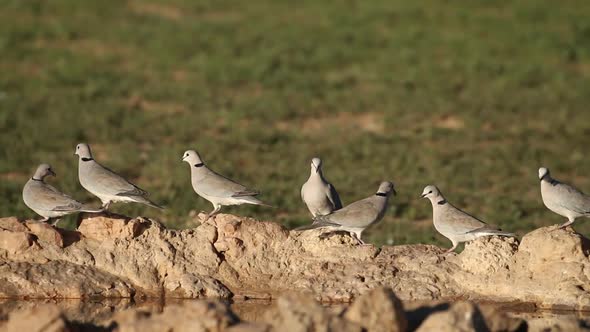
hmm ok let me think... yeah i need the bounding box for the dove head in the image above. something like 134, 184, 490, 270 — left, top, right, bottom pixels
376, 181, 396, 197
182, 150, 204, 167
33, 163, 56, 181
75, 143, 93, 160
311, 157, 322, 173
420, 185, 442, 200
538, 167, 550, 181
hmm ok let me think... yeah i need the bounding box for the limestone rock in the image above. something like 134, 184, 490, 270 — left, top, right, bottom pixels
1, 304, 72, 332
0, 217, 29, 232
24, 220, 64, 247
344, 287, 407, 332
0, 229, 34, 253
113, 300, 261, 332
0, 212, 589, 310
0, 260, 134, 298
452, 235, 519, 275
416, 301, 489, 332
262, 293, 362, 332
77, 213, 148, 241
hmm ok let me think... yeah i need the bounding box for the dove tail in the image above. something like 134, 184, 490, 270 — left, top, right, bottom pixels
78, 207, 104, 214
239, 196, 274, 208
477, 230, 515, 237
294, 220, 338, 231
137, 197, 165, 210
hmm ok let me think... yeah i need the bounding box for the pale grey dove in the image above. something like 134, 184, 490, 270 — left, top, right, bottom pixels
75, 143, 163, 210
22, 163, 102, 225
296, 181, 395, 244
539, 167, 590, 229
420, 185, 514, 253
182, 150, 271, 219
301, 157, 342, 218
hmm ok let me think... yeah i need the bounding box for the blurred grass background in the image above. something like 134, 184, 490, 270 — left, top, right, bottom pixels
1, 0, 590, 247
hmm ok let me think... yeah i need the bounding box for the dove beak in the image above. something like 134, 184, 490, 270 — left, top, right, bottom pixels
49, 170, 56, 177
420, 193, 427, 199
392, 188, 397, 196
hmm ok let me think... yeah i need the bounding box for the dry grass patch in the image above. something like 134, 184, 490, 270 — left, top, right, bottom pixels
276, 111, 385, 135
128, 1, 184, 21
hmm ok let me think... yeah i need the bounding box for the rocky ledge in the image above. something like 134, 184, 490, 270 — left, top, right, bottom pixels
0, 213, 589, 310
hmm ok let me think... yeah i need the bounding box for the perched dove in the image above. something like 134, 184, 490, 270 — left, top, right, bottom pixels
296, 181, 395, 244
182, 150, 271, 219
301, 157, 342, 218
75, 143, 163, 210
539, 167, 590, 229
420, 185, 514, 253
22, 164, 102, 225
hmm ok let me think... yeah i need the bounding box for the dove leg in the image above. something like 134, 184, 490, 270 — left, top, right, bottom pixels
101, 201, 111, 210
444, 241, 458, 254
39, 217, 50, 222
51, 218, 61, 227
558, 217, 575, 229
351, 231, 365, 245
206, 204, 222, 220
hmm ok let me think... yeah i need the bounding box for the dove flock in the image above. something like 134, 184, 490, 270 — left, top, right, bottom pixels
19, 143, 588, 253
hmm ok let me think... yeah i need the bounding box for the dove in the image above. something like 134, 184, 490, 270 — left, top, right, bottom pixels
22, 164, 102, 225
420, 185, 514, 253
182, 150, 271, 219
296, 181, 395, 244
301, 157, 342, 218
538, 167, 590, 229
75, 143, 163, 210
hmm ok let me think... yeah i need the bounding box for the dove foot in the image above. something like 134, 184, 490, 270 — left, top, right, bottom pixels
443, 242, 458, 254
350, 232, 365, 245
558, 219, 575, 230
204, 205, 222, 221
51, 218, 61, 227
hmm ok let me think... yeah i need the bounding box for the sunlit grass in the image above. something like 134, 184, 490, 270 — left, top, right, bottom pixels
1, 0, 590, 245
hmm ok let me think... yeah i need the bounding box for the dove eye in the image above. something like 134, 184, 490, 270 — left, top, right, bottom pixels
428, 191, 433, 194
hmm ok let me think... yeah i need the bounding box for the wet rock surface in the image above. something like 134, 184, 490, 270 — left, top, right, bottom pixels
0, 213, 589, 312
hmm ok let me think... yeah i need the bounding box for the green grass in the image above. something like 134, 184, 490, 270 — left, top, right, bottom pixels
1, 0, 590, 247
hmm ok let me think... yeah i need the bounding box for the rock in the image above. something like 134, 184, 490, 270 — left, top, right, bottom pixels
0, 292, 580, 332
0, 260, 134, 298
0, 297, 136, 326
262, 293, 362, 332
24, 220, 64, 247
478, 305, 527, 332
0, 217, 29, 232
113, 300, 263, 332
0, 214, 230, 299
415, 301, 489, 332
0, 212, 588, 311
77, 213, 147, 241
344, 287, 407, 332
0, 229, 34, 253
1, 304, 71, 332
452, 236, 519, 275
